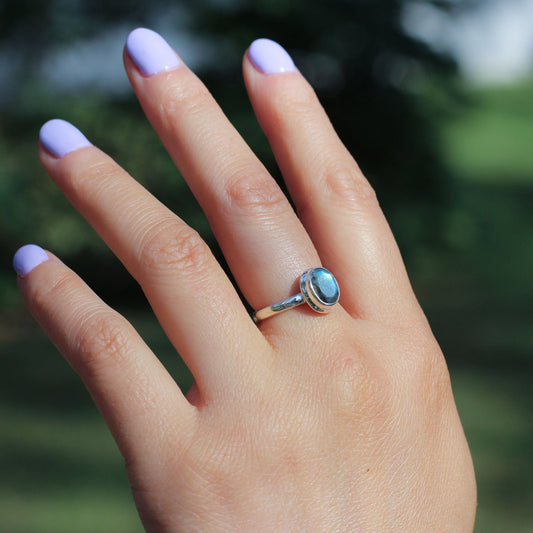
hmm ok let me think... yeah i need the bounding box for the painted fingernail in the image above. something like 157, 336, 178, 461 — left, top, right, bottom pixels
13, 244, 49, 277
39, 119, 92, 158
126, 27, 181, 76
248, 38, 296, 74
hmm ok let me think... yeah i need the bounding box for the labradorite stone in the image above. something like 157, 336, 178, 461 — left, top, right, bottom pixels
310, 268, 339, 305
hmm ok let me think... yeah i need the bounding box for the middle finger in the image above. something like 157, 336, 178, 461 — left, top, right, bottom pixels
124, 28, 320, 315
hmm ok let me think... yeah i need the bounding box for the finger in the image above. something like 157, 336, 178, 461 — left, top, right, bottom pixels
243, 39, 421, 323
38, 119, 266, 396
123, 28, 320, 317
13, 244, 195, 468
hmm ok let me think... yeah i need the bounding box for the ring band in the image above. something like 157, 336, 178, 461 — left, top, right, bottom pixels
253, 267, 340, 322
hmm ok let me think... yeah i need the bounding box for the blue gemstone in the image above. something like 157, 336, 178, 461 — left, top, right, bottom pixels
309, 268, 339, 305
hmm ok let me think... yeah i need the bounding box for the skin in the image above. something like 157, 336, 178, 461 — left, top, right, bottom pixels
17, 42, 476, 532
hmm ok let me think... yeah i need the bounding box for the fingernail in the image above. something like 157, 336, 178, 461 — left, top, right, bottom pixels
126, 27, 181, 76
13, 244, 49, 277
248, 38, 296, 74
39, 119, 92, 158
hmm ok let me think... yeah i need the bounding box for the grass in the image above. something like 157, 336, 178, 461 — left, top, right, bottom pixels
0, 312, 192, 533
419, 77, 533, 532
0, 410, 142, 533
453, 368, 533, 533
438, 78, 533, 183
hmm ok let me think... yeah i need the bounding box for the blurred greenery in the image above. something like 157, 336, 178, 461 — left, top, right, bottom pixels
440, 79, 533, 182
0, 0, 532, 531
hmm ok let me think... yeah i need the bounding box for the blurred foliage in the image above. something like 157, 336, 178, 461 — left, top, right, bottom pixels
438, 79, 533, 182
0, 0, 469, 307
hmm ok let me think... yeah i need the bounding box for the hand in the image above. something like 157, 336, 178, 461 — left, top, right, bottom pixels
13, 29, 476, 532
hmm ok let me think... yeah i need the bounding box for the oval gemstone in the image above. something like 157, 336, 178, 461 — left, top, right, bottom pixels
309, 268, 339, 305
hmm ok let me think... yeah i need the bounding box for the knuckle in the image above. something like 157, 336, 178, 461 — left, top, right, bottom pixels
69, 159, 120, 200
415, 352, 451, 398
161, 77, 211, 122
322, 161, 379, 211
138, 218, 211, 276
74, 311, 132, 378
271, 81, 318, 123
32, 270, 79, 312
325, 349, 389, 421
297, 162, 380, 224
400, 332, 452, 407
415, 362, 452, 422
328, 354, 368, 408
223, 165, 287, 216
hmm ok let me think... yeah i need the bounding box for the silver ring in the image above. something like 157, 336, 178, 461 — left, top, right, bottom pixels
253, 267, 340, 322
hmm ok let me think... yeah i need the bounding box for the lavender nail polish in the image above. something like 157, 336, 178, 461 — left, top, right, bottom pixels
126, 28, 181, 76
39, 119, 92, 158
13, 244, 49, 277
248, 38, 296, 74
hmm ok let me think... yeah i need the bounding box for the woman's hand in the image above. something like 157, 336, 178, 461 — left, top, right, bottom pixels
13, 29, 476, 531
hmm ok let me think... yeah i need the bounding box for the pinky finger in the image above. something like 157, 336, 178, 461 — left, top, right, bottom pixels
13, 244, 195, 469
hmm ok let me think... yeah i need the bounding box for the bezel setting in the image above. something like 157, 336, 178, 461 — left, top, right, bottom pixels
300, 267, 340, 313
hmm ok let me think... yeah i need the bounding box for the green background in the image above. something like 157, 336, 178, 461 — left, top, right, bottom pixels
1, 1, 532, 531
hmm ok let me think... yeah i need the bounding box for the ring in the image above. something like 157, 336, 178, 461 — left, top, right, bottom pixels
253, 267, 340, 322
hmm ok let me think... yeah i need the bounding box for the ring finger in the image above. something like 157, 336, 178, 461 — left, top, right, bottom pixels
243, 39, 422, 324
